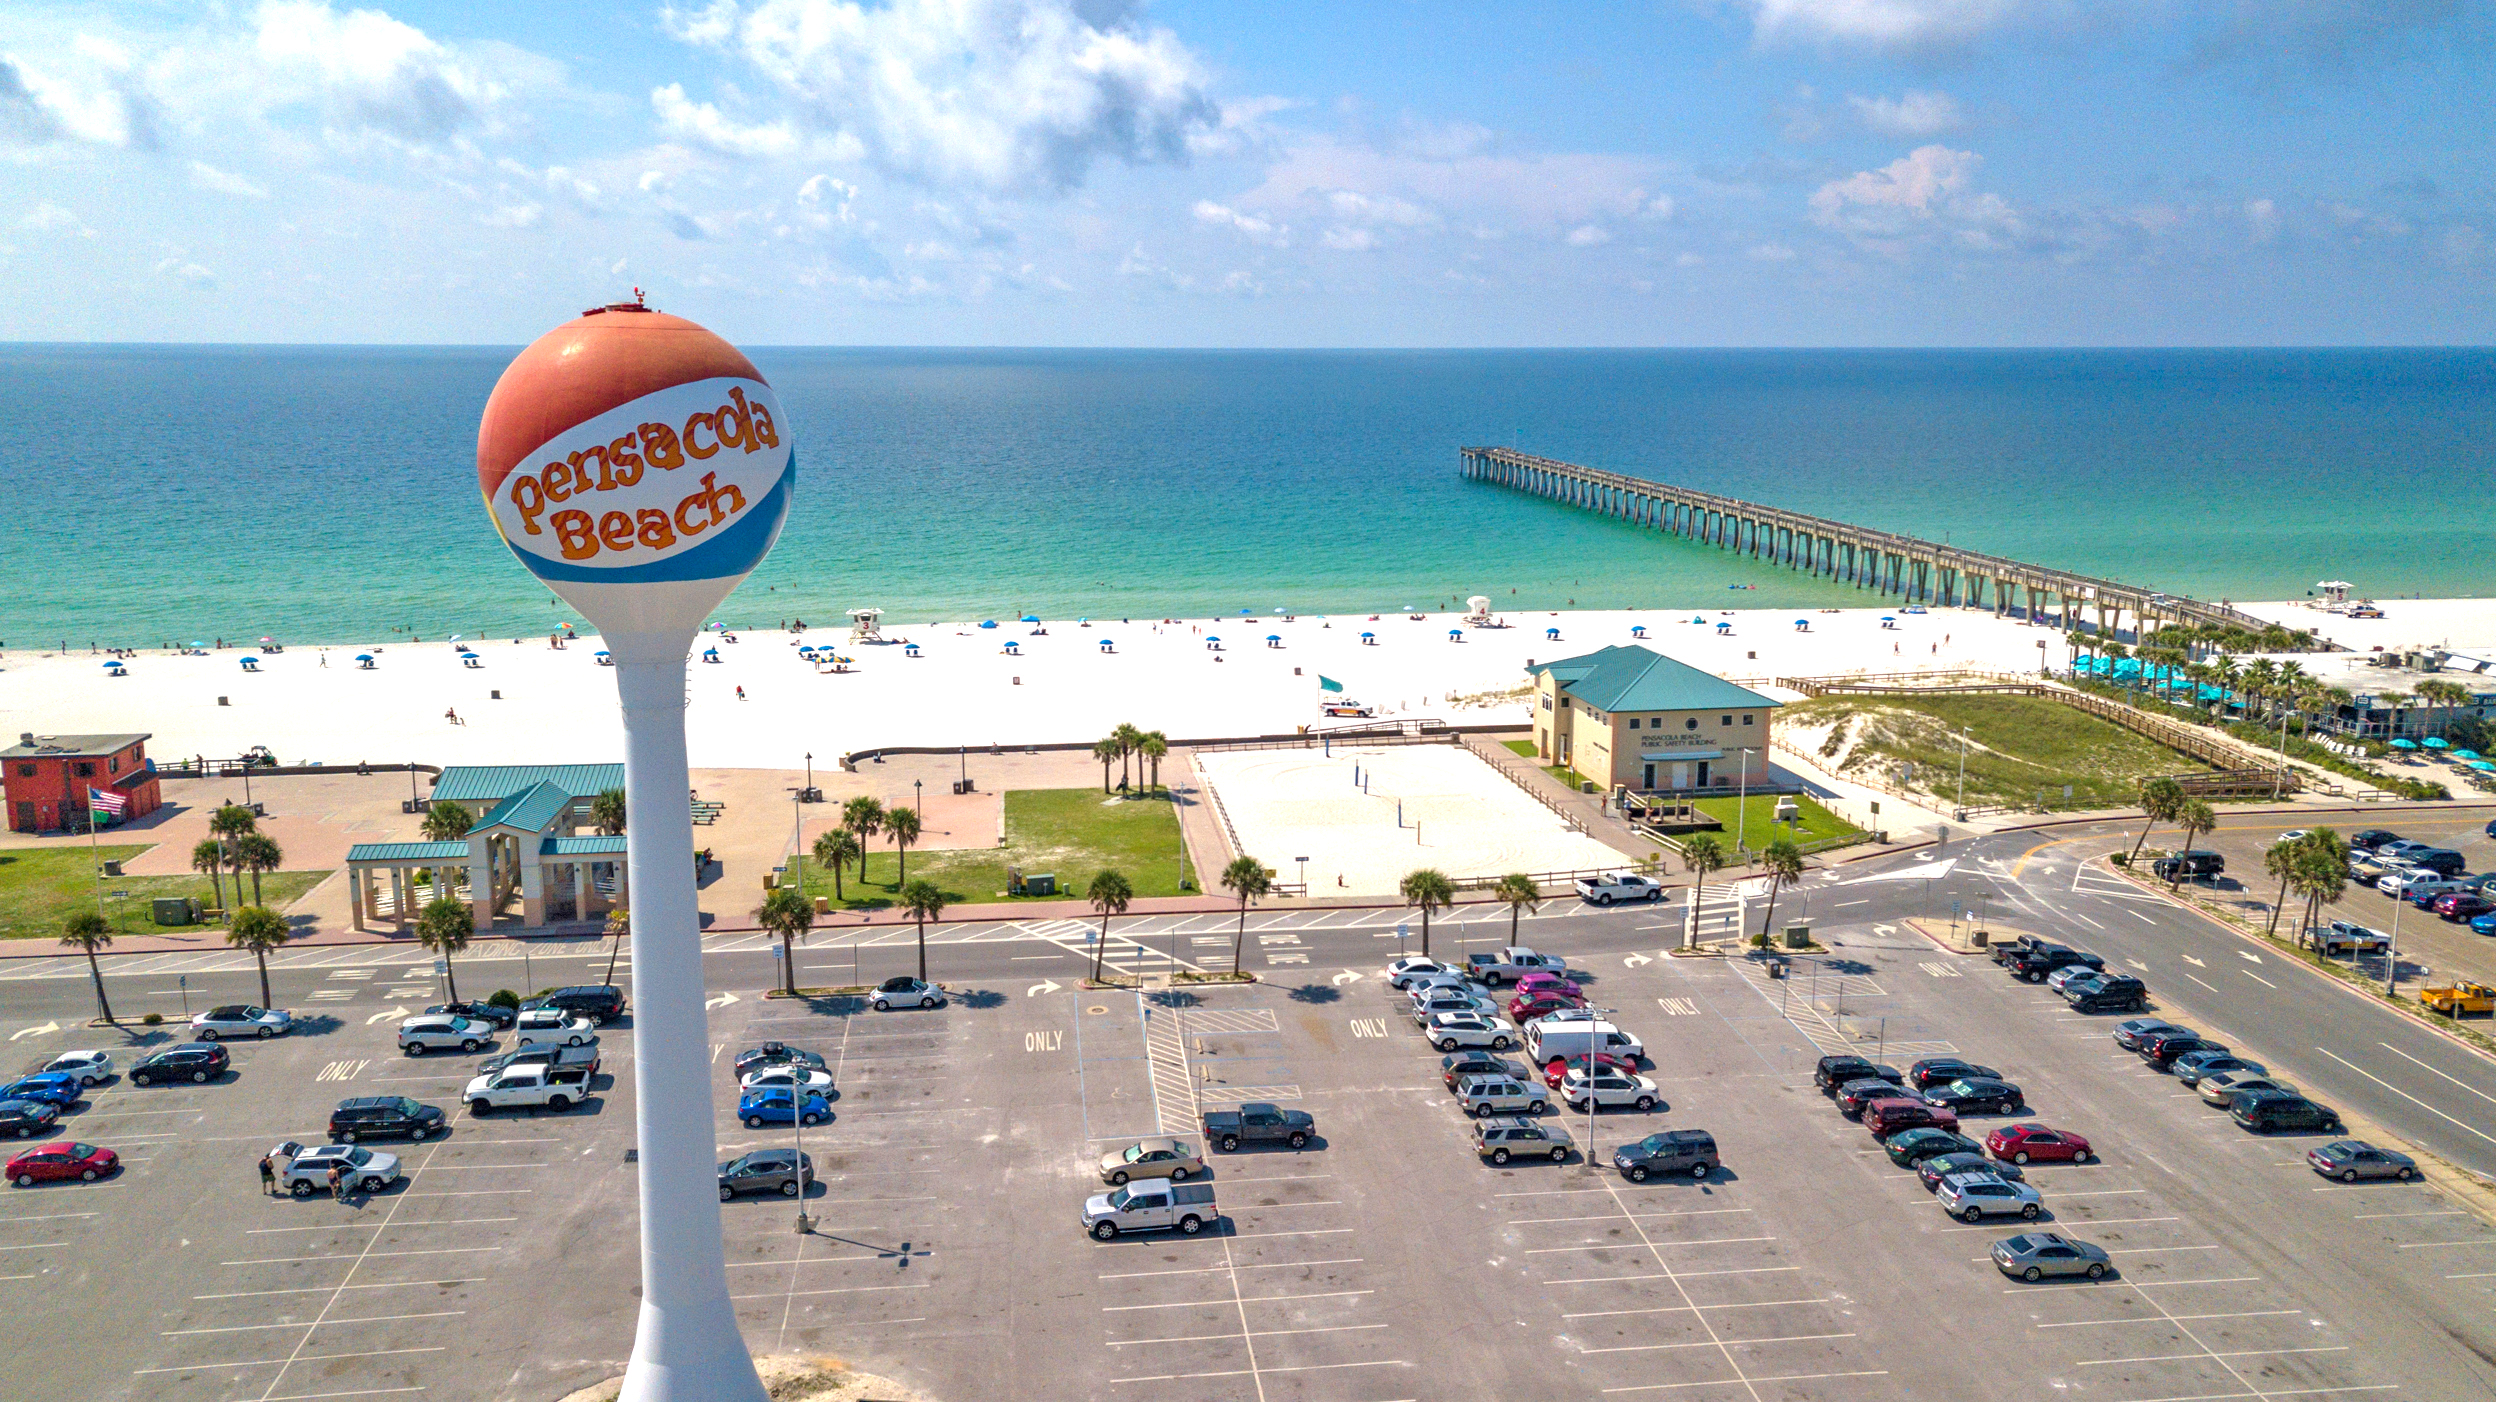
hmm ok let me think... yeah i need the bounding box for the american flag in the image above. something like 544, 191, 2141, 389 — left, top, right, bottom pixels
86, 787, 127, 816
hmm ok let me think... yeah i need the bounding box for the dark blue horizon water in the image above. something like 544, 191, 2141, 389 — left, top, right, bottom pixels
2, 345, 2489, 646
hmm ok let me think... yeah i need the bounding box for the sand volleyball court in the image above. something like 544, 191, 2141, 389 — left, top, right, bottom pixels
1195, 741, 1627, 896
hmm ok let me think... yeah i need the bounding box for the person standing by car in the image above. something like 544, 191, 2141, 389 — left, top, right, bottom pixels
259, 1154, 277, 1196
327, 1162, 346, 1202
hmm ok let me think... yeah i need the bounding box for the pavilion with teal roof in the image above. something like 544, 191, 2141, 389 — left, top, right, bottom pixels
346, 764, 628, 933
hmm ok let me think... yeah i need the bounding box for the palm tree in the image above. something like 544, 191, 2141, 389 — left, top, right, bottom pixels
192, 837, 229, 913
1093, 738, 1118, 794
233, 832, 282, 906
811, 828, 859, 901
1138, 731, 1169, 794
421, 800, 476, 842
2418, 679, 2470, 741
590, 787, 628, 836
61, 911, 114, 1024
416, 896, 473, 1003
1398, 868, 1455, 958
1086, 869, 1133, 983
2128, 777, 2186, 866
900, 879, 949, 982
2262, 837, 2300, 938
886, 806, 923, 885
841, 796, 885, 883
1113, 723, 1144, 792
754, 885, 814, 996
603, 903, 629, 986
227, 905, 289, 1009
1681, 834, 1726, 946
1757, 837, 1805, 936
2167, 799, 2217, 887
208, 802, 258, 906
1493, 873, 1541, 944
2290, 842, 2348, 946
1219, 855, 1272, 974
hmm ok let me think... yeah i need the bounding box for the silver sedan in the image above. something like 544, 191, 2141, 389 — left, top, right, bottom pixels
1098, 1137, 1205, 1185
1991, 1232, 2111, 1282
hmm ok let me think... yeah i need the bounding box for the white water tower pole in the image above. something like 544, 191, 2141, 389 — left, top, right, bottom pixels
477, 299, 795, 1402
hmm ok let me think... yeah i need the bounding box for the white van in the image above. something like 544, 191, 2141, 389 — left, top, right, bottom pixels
1524, 1018, 1643, 1065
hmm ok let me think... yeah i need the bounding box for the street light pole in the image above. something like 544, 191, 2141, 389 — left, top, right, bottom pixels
1954, 728, 1970, 818
1734, 748, 1757, 858
1580, 1005, 1613, 1175
2385, 896, 2402, 997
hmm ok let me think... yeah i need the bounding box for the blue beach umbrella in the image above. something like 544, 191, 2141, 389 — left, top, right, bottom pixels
980, 620, 997, 629
103, 660, 118, 668
2423, 736, 2450, 749
1266, 633, 1281, 641
1022, 614, 1040, 623
595, 649, 611, 657
2471, 760, 2495, 771
354, 653, 373, 662
2390, 738, 2418, 750
2453, 748, 2481, 760
1360, 631, 1375, 640
1206, 635, 1220, 643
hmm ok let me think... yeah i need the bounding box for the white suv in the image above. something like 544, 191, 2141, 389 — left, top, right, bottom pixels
1454, 1073, 1548, 1117
1428, 1012, 1519, 1052
397, 1014, 489, 1056
512, 1009, 597, 1047
1561, 1067, 1661, 1112
1936, 1171, 2043, 1222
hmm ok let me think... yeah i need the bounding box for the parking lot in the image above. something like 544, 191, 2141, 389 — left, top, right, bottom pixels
4, 874, 2495, 1400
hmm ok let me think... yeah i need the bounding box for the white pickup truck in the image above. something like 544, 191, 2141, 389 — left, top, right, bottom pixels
1574, 873, 1667, 906
463, 1064, 592, 1113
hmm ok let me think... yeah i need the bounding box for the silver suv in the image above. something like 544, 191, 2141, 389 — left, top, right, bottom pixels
1474, 1117, 1571, 1164
1936, 1171, 2042, 1222
1454, 1073, 1548, 1118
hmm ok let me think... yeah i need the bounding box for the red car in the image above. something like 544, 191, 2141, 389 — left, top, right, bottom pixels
2432, 892, 2494, 921
1862, 1098, 1957, 1138
6, 1140, 117, 1187
1542, 1052, 1637, 1089
1514, 972, 1585, 1001
1986, 1124, 2093, 1165
1509, 990, 1585, 1021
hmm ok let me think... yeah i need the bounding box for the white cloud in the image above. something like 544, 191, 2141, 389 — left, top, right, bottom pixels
1115, 241, 1193, 287
1676, 251, 1705, 265
19, 201, 93, 236
1645, 194, 1677, 220
252, 0, 504, 143
1809, 143, 2038, 253
482, 201, 543, 227
663, 0, 1220, 193
153, 254, 215, 287
2246, 197, 2280, 242
1747, 241, 1797, 260
188, 161, 269, 199
1565, 224, 1611, 246
1849, 89, 1963, 137
1321, 226, 1378, 251
1742, 0, 2033, 49
0, 53, 153, 147
1193, 199, 1287, 247
651, 81, 802, 158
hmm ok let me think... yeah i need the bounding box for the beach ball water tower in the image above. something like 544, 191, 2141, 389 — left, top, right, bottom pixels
476, 295, 792, 1402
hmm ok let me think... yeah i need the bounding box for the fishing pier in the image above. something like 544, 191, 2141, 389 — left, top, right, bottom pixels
1460, 446, 2291, 643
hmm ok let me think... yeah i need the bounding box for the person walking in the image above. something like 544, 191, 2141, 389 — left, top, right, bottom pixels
328, 1162, 346, 1202
259, 1154, 278, 1196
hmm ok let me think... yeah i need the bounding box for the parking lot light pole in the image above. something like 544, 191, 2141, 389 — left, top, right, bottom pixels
1579, 1006, 1613, 1176
2385, 898, 2402, 997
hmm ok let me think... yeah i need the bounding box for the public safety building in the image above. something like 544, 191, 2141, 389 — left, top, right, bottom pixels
1527, 646, 1781, 793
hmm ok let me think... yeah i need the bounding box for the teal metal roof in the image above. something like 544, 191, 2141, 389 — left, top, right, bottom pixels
1530, 645, 1779, 715
347, 840, 472, 864
431, 764, 624, 804
541, 835, 628, 855
476, 780, 576, 835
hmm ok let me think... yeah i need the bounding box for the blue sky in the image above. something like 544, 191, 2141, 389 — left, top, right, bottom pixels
1, 0, 2488, 345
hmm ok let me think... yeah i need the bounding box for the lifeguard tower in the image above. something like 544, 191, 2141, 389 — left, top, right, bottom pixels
848, 608, 886, 645
1464, 595, 1499, 628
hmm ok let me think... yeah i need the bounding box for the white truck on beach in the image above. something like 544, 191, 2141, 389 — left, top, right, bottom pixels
463, 1065, 591, 1114
1574, 873, 1667, 906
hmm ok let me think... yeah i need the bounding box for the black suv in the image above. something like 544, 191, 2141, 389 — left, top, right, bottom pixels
2066, 976, 2147, 1013
2143, 1034, 2228, 1071
1613, 1129, 1719, 1181
329, 1096, 447, 1143
525, 985, 625, 1025
2403, 848, 2466, 877
2349, 830, 2402, 852
128, 1042, 230, 1086
2232, 1090, 2344, 1134
2151, 851, 2226, 880
2012, 946, 2103, 983
1814, 1056, 1902, 1093
427, 1000, 518, 1030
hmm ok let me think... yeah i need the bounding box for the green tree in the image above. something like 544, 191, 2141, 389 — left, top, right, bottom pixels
61, 910, 114, 1025
192, 837, 228, 913
227, 905, 289, 1010
1139, 731, 1169, 793
208, 803, 259, 903
1757, 837, 1805, 936
233, 831, 283, 907
1093, 737, 1118, 794
900, 878, 949, 982
1219, 855, 1272, 974
1681, 835, 1727, 947
2168, 799, 2218, 887
590, 787, 628, 836
421, 800, 476, 842
416, 896, 474, 1003
1399, 868, 1455, 958
811, 827, 858, 901
2128, 776, 2187, 866
1113, 722, 1144, 792
1493, 873, 1541, 944
1086, 868, 1133, 983
2290, 842, 2349, 947
841, 795, 885, 882
754, 884, 815, 996
603, 904, 629, 987
2262, 837, 2300, 938
886, 805, 923, 885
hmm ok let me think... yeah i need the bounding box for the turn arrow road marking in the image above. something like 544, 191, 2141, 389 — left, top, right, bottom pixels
8, 1021, 58, 1041
2236, 950, 2263, 963
1330, 969, 1364, 986
362, 1007, 409, 1026
705, 991, 740, 1011
2126, 959, 2148, 971
1623, 953, 1653, 969
1026, 979, 1062, 997
2181, 955, 2205, 967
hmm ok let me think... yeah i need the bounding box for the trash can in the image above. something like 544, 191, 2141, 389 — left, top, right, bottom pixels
1970, 928, 1990, 948
102, 859, 124, 877
1767, 958, 1788, 980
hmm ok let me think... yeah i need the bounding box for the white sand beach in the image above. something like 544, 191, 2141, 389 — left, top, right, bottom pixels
3, 599, 2489, 770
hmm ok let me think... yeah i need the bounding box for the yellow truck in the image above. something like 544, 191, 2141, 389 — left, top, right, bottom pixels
2420, 981, 2495, 1017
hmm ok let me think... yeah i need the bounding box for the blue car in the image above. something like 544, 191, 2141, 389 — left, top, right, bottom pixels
0, 1073, 83, 1109
2472, 911, 2496, 936
737, 1087, 831, 1129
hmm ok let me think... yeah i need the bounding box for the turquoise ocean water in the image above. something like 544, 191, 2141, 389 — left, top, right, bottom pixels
1, 347, 2488, 646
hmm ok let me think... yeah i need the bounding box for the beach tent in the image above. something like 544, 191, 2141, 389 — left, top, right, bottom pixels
2423, 737, 2450, 749
1691, 616, 1707, 624
2390, 738, 2419, 750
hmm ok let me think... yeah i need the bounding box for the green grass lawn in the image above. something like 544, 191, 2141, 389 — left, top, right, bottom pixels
0, 844, 331, 940
1686, 794, 1861, 847
801, 788, 1191, 909
1789, 693, 2213, 810
1496, 737, 1592, 790
1502, 740, 1538, 759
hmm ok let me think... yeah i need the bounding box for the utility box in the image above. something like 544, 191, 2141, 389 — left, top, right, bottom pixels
1021, 872, 1058, 897
1782, 923, 1810, 949
152, 897, 194, 926
101, 859, 123, 877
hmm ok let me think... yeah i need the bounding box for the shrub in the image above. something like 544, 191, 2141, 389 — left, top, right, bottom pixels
142, 1012, 163, 1026
488, 989, 521, 1009
1748, 931, 1771, 949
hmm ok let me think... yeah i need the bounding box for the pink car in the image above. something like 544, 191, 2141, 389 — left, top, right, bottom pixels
1514, 972, 1585, 1001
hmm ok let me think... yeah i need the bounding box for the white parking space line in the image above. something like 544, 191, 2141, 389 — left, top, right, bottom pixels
1563, 1299, 1828, 1319
2035, 1309, 2303, 1328
2078, 1345, 2349, 1367
134, 1346, 446, 1374
1098, 1257, 1363, 1281
1508, 1208, 1753, 1226
1526, 1236, 1776, 1254
1101, 1289, 1372, 1312
163, 1311, 466, 1336
2313, 1047, 2496, 1146
1598, 1368, 1891, 1394
194, 1280, 480, 1300
1578, 1332, 1857, 1355
1107, 1322, 1388, 1346
2394, 1239, 2496, 1249
728, 1282, 931, 1300
1108, 1358, 1406, 1384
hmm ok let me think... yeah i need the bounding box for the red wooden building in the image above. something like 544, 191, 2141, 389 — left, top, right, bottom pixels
4, 732, 161, 833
